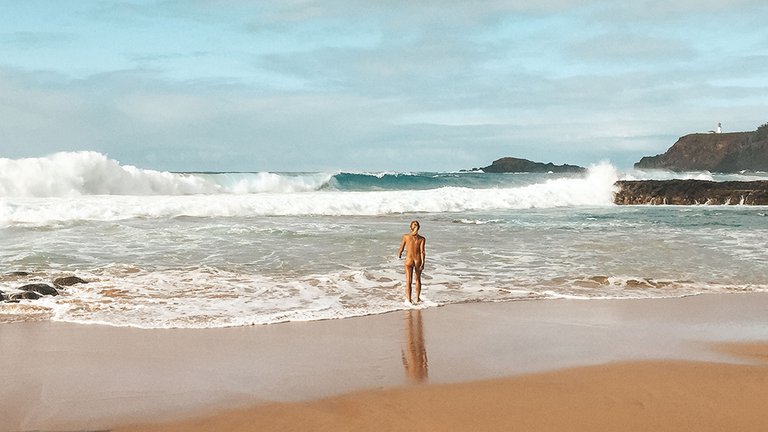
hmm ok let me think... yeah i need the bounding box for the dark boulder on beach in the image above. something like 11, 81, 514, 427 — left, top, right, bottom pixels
480, 157, 586, 173
614, 180, 768, 205
9, 291, 43, 301
0, 290, 6, 302
18, 283, 59, 297
54, 276, 88, 286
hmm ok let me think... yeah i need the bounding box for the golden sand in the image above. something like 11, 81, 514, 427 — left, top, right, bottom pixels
121, 345, 768, 432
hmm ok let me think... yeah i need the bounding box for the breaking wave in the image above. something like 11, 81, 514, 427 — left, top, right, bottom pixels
0, 153, 621, 224
0, 151, 333, 196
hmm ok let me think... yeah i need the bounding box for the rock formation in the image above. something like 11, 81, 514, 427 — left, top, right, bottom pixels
614, 180, 768, 205
54, 276, 88, 286
635, 123, 768, 172
480, 157, 585, 173
9, 291, 43, 301
0, 274, 87, 302
18, 283, 59, 296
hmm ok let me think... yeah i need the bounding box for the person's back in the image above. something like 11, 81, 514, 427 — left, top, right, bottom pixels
401, 233, 424, 267
398, 220, 426, 304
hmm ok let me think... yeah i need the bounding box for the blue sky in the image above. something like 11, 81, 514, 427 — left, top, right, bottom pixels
1, 0, 767, 172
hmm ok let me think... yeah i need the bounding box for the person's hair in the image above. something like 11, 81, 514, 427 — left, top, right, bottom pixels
410, 220, 420, 229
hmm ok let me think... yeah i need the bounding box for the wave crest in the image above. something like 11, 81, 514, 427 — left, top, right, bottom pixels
0, 152, 333, 197
0, 161, 619, 225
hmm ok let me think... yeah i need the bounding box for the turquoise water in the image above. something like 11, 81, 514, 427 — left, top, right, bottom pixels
1, 152, 766, 328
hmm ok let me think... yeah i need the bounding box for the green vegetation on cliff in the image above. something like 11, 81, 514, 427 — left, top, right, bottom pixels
635, 122, 768, 172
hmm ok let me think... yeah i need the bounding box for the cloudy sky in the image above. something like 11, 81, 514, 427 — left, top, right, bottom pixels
1, 1, 766, 172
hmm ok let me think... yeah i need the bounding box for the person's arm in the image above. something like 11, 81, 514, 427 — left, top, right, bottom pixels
419, 237, 426, 269
398, 235, 406, 258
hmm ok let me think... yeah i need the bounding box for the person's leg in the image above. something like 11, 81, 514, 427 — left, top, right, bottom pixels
414, 267, 422, 303
404, 264, 414, 303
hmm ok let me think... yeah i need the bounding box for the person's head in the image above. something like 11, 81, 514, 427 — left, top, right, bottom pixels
410, 220, 420, 233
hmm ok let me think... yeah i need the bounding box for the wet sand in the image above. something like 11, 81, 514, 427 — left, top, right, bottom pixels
3, 293, 768, 431
120, 352, 768, 432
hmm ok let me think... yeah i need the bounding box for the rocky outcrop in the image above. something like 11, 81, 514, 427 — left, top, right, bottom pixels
614, 180, 768, 205
9, 291, 43, 301
0, 275, 85, 302
18, 283, 59, 296
54, 276, 88, 286
480, 157, 585, 173
635, 123, 768, 172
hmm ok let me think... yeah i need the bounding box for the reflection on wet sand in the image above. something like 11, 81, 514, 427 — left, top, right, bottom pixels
401, 309, 428, 384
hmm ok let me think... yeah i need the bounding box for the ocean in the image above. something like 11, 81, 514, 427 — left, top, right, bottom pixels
1, 151, 767, 328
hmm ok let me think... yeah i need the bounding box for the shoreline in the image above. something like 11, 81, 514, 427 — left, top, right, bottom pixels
3, 293, 768, 431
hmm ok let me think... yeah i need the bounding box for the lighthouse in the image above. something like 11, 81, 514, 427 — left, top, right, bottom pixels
716, 122, 722, 133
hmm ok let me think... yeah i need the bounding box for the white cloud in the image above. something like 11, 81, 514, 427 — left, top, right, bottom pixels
1, 1, 767, 171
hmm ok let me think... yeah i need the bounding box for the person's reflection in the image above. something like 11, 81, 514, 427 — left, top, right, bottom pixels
401, 309, 428, 384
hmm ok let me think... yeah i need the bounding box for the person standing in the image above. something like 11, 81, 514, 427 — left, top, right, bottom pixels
398, 220, 426, 304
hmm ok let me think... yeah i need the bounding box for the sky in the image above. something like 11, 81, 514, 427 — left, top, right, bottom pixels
1, 0, 767, 172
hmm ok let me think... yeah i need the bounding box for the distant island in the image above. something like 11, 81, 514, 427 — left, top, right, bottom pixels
472, 157, 586, 173
634, 122, 768, 173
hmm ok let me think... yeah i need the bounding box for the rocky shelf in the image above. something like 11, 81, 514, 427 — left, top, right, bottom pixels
613, 180, 768, 205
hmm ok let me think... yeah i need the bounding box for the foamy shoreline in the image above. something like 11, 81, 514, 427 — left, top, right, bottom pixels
3, 293, 768, 431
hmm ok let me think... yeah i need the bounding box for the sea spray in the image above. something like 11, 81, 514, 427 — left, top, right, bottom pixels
0, 151, 219, 196
0, 160, 619, 225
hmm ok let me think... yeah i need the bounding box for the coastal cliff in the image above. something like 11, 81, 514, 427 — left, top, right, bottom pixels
614, 180, 768, 205
634, 123, 768, 172
480, 157, 585, 173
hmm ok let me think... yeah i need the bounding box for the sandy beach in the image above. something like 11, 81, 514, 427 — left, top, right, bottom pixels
3, 293, 768, 431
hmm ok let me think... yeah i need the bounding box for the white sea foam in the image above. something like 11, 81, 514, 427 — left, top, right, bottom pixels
0, 152, 220, 196
0, 161, 619, 225
0, 152, 334, 197
0, 265, 437, 328
620, 169, 716, 181
214, 172, 334, 194
3, 264, 765, 328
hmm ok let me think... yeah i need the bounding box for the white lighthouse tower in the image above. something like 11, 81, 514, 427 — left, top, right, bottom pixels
716, 122, 722, 133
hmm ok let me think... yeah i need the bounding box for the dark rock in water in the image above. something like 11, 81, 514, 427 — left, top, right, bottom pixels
10, 291, 43, 300
634, 123, 768, 172
614, 180, 768, 205
1, 271, 32, 282
480, 157, 586, 173
0, 289, 5, 302
54, 276, 88, 286
18, 283, 59, 297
